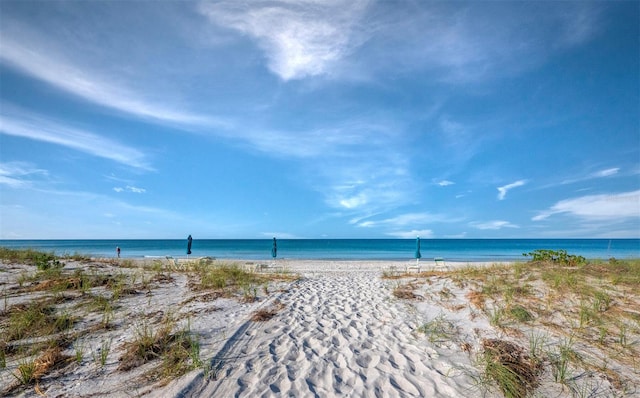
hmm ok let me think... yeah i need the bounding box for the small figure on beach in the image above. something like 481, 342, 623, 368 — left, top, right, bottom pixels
116, 246, 121, 258
187, 235, 193, 256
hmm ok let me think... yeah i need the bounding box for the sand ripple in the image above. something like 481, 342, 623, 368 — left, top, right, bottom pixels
165, 270, 470, 397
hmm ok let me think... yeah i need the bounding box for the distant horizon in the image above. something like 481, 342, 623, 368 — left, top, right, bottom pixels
1, 1, 638, 239
2, 237, 639, 241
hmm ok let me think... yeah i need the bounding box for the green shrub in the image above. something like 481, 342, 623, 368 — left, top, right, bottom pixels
523, 249, 586, 266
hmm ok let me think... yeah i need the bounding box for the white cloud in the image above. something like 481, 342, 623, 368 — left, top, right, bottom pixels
260, 232, 300, 239
113, 186, 146, 194
497, 180, 527, 200
437, 180, 455, 186
198, 0, 369, 80
552, 167, 621, 187
0, 34, 228, 129
533, 190, 640, 221
0, 161, 48, 188
339, 194, 368, 210
591, 168, 619, 178
470, 220, 518, 230
0, 109, 153, 170
357, 212, 447, 228
386, 229, 434, 239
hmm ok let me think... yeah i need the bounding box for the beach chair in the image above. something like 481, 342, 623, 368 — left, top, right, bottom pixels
434, 257, 445, 266
406, 263, 421, 273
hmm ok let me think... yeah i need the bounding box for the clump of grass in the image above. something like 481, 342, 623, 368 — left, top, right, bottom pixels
13, 357, 37, 385
488, 307, 505, 328
0, 343, 6, 369
480, 339, 542, 398
118, 315, 202, 380
508, 305, 534, 323
189, 262, 296, 300
417, 313, 457, 343
11, 347, 69, 386
74, 339, 85, 363
6, 300, 74, 342
94, 339, 112, 367
0, 247, 59, 268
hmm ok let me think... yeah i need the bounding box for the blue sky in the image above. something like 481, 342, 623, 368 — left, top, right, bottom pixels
0, 1, 638, 239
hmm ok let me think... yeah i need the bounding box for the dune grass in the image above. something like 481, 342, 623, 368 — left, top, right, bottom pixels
0, 248, 299, 395
386, 254, 640, 397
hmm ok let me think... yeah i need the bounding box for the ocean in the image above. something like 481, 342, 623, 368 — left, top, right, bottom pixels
0, 239, 638, 262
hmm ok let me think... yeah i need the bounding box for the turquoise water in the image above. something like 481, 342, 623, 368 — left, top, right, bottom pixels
0, 239, 638, 262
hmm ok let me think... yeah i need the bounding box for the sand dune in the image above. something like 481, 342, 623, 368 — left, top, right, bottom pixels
2, 258, 636, 397
162, 266, 475, 397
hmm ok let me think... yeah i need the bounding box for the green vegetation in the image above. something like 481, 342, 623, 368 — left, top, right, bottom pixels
118, 315, 202, 381
523, 249, 586, 266
386, 251, 640, 397
417, 313, 457, 344
0, 248, 298, 395
479, 339, 542, 398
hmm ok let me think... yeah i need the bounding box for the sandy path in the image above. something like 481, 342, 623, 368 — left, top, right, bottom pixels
166, 270, 471, 397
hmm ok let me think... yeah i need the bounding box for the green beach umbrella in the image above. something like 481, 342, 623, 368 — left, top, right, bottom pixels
271, 237, 277, 259
415, 236, 421, 263
187, 235, 193, 257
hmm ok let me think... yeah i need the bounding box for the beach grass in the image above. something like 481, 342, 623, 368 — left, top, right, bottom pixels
386, 255, 640, 396
0, 249, 301, 395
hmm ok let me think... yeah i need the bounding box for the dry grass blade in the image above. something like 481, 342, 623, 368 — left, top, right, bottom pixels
251, 301, 285, 322
481, 339, 542, 398
393, 285, 422, 300
33, 347, 70, 379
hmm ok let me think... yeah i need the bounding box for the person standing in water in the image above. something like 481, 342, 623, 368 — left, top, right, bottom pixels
116, 246, 121, 258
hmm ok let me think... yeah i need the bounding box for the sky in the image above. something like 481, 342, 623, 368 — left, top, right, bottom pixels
0, 1, 639, 240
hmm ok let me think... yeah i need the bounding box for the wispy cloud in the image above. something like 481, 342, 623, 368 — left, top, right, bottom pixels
533, 190, 640, 221
557, 167, 620, 186
470, 220, 519, 230
0, 161, 48, 188
591, 168, 619, 178
260, 232, 300, 239
113, 186, 146, 194
199, 0, 370, 80
342, 2, 602, 84
497, 180, 527, 200
0, 108, 153, 171
357, 212, 448, 228
437, 180, 455, 187
386, 229, 434, 239
0, 33, 228, 129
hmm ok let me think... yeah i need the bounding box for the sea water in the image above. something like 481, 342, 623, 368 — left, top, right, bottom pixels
0, 239, 638, 262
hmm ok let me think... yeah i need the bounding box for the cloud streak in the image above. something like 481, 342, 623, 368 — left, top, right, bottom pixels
533, 190, 640, 221
0, 33, 229, 129
497, 180, 527, 200
0, 109, 153, 171
0, 161, 48, 188
470, 220, 519, 230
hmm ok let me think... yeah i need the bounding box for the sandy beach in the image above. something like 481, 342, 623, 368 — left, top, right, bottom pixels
1, 257, 638, 397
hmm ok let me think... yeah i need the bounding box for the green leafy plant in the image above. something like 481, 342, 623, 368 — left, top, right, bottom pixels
523, 249, 586, 266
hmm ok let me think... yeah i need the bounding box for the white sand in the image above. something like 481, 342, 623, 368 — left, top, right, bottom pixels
160, 260, 483, 397
2, 259, 634, 397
